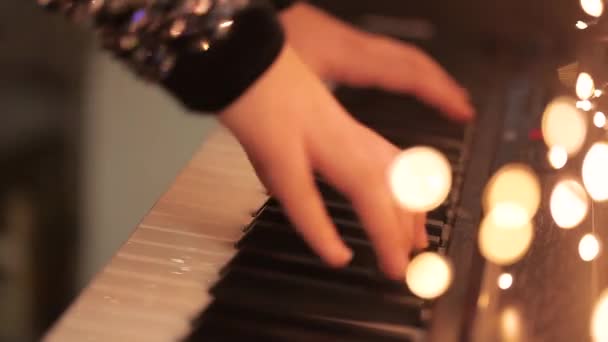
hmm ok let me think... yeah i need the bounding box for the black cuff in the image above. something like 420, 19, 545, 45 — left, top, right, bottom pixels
272, 0, 298, 11
162, 3, 285, 113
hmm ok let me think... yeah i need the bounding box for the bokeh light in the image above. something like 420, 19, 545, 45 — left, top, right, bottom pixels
583, 142, 608, 201
479, 208, 534, 265
579, 233, 601, 262
594, 112, 606, 128
576, 72, 595, 100
405, 252, 453, 299
483, 164, 541, 221
581, 0, 604, 17
592, 289, 608, 341
576, 20, 589, 29
389, 146, 452, 212
548, 146, 568, 169
498, 273, 513, 290
542, 97, 588, 155
577, 100, 593, 111
550, 179, 589, 229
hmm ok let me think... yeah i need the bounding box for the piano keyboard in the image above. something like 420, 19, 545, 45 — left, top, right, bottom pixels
184, 86, 474, 341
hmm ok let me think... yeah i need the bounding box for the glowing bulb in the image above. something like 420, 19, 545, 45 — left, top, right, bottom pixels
583, 142, 608, 201
577, 100, 593, 111
405, 252, 453, 299
498, 273, 513, 290
550, 179, 589, 228
548, 146, 568, 169
592, 289, 608, 341
594, 112, 606, 128
581, 0, 604, 17
389, 146, 452, 212
576, 20, 589, 29
576, 72, 596, 100
483, 164, 541, 221
479, 208, 534, 265
595, 89, 603, 97
579, 233, 601, 262
501, 307, 522, 342
542, 97, 588, 155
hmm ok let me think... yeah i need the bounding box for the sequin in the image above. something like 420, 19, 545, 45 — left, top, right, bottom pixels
40, 0, 253, 80
170, 19, 187, 38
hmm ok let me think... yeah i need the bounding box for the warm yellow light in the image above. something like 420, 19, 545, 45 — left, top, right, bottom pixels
405, 252, 453, 299
389, 146, 452, 212
501, 307, 522, 342
594, 112, 607, 128
592, 289, 608, 341
577, 72, 596, 100
577, 100, 593, 111
498, 273, 513, 290
595, 89, 603, 97
548, 146, 568, 169
479, 208, 534, 265
581, 0, 604, 17
576, 20, 589, 29
583, 142, 608, 201
579, 233, 601, 262
483, 164, 541, 221
550, 179, 589, 228
542, 97, 588, 155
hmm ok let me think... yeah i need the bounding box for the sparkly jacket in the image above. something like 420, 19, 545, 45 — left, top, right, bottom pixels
38, 0, 296, 112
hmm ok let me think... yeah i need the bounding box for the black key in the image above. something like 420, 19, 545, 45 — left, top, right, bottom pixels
189, 301, 419, 342
210, 266, 425, 328
224, 249, 420, 300
254, 202, 446, 245
237, 222, 378, 271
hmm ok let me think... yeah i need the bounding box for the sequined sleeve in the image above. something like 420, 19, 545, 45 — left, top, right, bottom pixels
38, 0, 287, 113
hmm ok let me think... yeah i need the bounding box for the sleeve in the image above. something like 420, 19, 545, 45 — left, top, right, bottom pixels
270, 0, 297, 11
38, 0, 286, 113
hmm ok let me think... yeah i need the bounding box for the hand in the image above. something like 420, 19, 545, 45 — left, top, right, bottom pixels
220, 45, 469, 279
279, 3, 473, 120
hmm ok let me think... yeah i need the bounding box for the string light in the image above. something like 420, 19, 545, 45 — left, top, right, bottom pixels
498, 273, 513, 290
576, 20, 589, 29
483, 164, 541, 221
582, 142, 608, 201
577, 100, 593, 111
595, 89, 603, 97
581, 0, 604, 17
579, 233, 601, 262
389, 146, 452, 212
542, 97, 588, 155
548, 146, 568, 169
576, 72, 595, 100
592, 289, 608, 341
550, 179, 589, 229
405, 252, 453, 299
501, 307, 522, 342
594, 112, 606, 128
479, 207, 534, 265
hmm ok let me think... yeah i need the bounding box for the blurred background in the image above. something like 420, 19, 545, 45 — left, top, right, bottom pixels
0, 2, 216, 340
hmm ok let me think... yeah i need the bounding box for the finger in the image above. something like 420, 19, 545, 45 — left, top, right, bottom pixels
396, 206, 416, 257
338, 35, 474, 121
413, 212, 429, 250
255, 144, 353, 268
350, 183, 409, 280
308, 121, 409, 279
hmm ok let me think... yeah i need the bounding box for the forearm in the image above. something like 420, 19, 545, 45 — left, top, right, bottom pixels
37, 0, 295, 113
